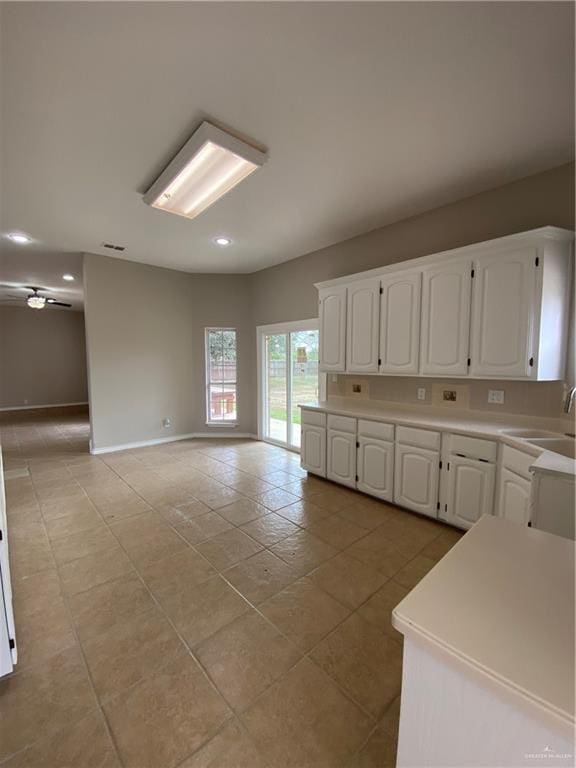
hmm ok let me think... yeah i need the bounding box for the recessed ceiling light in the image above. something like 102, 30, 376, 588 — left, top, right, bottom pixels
7, 233, 31, 244
214, 237, 232, 247
62, 274, 75, 281
144, 121, 267, 220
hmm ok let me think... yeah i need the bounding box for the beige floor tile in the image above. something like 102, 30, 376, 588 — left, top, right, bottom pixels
224, 475, 275, 496
239, 512, 301, 547
195, 486, 243, 510
348, 724, 397, 768
196, 529, 263, 571
40, 496, 100, 521
308, 514, 368, 550
50, 525, 117, 566
259, 578, 349, 652
393, 553, 436, 589
420, 531, 461, 561
218, 498, 269, 526
270, 530, 337, 576
259, 470, 296, 487
309, 489, 353, 513
68, 573, 155, 642
12, 569, 62, 616
44, 506, 105, 540
252, 488, 300, 512
346, 529, 419, 577
309, 552, 388, 610
3, 711, 120, 768
159, 575, 251, 647
58, 545, 134, 597
339, 500, 398, 531
223, 550, 299, 604
14, 598, 77, 667
179, 719, 268, 768
310, 613, 402, 718
358, 580, 408, 640
156, 499, 212, 524
118, 523, 190, 566
196, 611, 301, 711
102, 654, 230, 768
97, 497, 154, 523
139, 547, 216, 599
173, 511, 233, 545
0, 646, 96, 761
10, 540, 55, 579
82, 607, 187, 701
243, 657, 373, 768
276, 499, 332, 527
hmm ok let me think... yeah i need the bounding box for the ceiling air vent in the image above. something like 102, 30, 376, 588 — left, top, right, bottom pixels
101, 242, 126, 252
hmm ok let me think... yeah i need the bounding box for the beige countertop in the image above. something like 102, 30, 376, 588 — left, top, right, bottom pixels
392, 516, 575, 727
299, 398, 576, 476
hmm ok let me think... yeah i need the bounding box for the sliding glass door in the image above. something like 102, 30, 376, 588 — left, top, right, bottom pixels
260, 322, 319, 450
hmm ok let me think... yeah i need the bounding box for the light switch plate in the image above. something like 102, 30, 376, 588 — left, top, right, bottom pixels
417, 387, 427, 401
488, 389, 505, 405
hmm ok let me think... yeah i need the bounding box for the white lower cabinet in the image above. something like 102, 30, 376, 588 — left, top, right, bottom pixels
445, 456, 496, 530
357, 436, 394, 502
327, 429, 357, 488
301, 425, 326, 477
394, 443, 440, 518
498, 467, 532, 526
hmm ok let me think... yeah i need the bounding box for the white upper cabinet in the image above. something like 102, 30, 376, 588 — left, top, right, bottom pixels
379, 272, 421, 375
470, 248, 536, 378
346, 279, 380, 373
319, 286, 346, 372
420, 261, 472, 376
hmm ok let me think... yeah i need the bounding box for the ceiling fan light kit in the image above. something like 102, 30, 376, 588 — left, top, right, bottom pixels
143, 121, 267, 220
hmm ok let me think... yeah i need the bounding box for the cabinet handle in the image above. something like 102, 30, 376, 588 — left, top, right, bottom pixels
529, 357, 534, 367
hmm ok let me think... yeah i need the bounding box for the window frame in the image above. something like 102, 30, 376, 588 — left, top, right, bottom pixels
205, 327, 238, 426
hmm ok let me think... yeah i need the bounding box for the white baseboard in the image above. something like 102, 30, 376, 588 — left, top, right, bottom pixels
0, 401, 89, 412
90, 432, 257, 455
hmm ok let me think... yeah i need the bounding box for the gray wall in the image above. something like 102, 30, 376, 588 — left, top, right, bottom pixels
84, 162, 575, 449
83, 254, 254, 451
0, 306, 88, 409
251, 163, 575, 325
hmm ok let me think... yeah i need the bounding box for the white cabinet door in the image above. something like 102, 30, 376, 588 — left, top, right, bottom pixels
357, 436, 394, 502
420, 260, 472, 376
394, 443, 439, 517
346, 279, 380, 373
379, 272, 421, 375
470, 248, 537, 378
498, 467, 531, 526
301, 425, 326, 477
327, 429, 357, 488
446, 456, 495, 530
319, 286, 346, 372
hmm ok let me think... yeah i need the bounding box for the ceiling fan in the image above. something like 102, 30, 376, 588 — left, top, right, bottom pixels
5, 286, 72, 310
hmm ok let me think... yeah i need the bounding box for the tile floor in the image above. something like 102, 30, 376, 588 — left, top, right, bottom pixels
0, 409, 463, 768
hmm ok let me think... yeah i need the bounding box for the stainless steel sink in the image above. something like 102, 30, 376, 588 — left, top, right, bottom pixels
526, 437, 576, 459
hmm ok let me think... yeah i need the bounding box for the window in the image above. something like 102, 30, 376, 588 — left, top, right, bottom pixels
205, 328, 237, 423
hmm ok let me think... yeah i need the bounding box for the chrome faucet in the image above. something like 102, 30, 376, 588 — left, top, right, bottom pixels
564, 386, 576, 414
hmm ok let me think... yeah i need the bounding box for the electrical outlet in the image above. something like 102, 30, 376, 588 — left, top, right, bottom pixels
443, 390, 457, 402
488, 389, 505, 405
417, 387, 426, 401
352, 383, 362, 394
162, 417, 172, 429
331, 374, 338, 383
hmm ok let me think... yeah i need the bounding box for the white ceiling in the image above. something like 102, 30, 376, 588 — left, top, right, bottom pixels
0, 2, 573, 281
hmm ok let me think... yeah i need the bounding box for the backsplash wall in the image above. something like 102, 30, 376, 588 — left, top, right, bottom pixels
327, 375, 569, 419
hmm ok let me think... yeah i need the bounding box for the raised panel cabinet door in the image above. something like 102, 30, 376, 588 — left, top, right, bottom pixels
357, 436, 394, 501
447, 456, 495, 530
300, 425, 326, 477
319, 286, 347, 372
394, 443, 439, 518
380, 272, 421, 374
498, 468, 531, 526
346, 279, 380, 373
470, 248, 537, 378
420, 260, 472, 376
327, 429, 357, 488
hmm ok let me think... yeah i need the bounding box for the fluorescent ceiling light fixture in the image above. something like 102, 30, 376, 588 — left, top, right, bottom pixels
214, 237, 232, 246
144, 122, 267, 220
62, 274, 75, 281
8, 233, 31, 244
27, 295, 46, 309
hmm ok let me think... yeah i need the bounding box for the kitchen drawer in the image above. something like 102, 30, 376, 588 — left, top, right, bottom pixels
449, 434, 497, 463
396, 425, 440, 451
327, 414, 356, 434
357, 419, 394, 442
501, 445, 535, 480
301, 409, 327, 428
